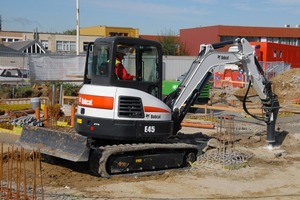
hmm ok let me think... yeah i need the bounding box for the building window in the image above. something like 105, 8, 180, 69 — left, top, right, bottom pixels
56, 41, 76, 52
260, 37, 267, 42
109, 32, 128, 37
41, 40, 49, 50
83, 42, 94, 51
245, 37, 259, 42
1, 38, 20, 43
267, 37, 273, 42
57, 41, 63, 51
70, 42, 76, 51
281, 38, 290, 45
290, 38, 297, 45
220, 36, 234, 42
279, 51, 282, 58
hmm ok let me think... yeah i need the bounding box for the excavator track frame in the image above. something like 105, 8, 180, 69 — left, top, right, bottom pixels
89, 142, 202, 178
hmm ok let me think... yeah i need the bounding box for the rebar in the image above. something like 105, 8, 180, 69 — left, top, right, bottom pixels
197, 149, 254, 170
197, 115, 254, 170
39, 149, 44, 200
0, 143, 44, 200
0, 143, 2, 191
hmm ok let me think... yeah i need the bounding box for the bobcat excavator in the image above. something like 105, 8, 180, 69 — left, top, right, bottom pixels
17, 37, 280, 177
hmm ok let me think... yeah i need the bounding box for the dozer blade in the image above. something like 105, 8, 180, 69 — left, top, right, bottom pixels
16, 126, 90, 162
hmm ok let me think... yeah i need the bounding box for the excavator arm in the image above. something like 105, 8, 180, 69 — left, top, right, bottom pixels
164, 38, 280, 145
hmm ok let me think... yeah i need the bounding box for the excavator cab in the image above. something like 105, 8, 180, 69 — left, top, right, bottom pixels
84, 37, 163, 99
75, 37, 173, 142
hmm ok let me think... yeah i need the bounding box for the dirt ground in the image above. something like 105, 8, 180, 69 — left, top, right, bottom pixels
1, 108, 300, 200
1, 69, 300, 199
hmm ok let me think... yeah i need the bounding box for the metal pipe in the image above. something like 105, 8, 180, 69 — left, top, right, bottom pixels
59, 84, 63, 105
71, 104, 76, 127
76, 0, 80, 55
44, 106, 49, 127
52, 84, 56, 105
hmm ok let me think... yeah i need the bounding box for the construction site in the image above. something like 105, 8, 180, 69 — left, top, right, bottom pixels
0, 66, 298, 199
0, 34, 299, 200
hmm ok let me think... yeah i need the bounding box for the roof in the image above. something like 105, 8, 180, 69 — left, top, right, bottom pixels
223, 25, 300, 38
0, 44, 18, 52
8, 39, 47, 53
219, 25, 300, 38
181, 25, 300, 38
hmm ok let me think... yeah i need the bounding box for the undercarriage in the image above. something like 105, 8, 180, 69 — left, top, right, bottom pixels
17, 126, 208, 177
89, 142, 201, 177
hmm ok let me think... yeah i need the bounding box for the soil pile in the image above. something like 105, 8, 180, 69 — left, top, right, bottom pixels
234, 68, 300, 104
271, 68, 300, 103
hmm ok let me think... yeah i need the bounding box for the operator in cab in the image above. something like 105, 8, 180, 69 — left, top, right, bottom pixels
115, 51, 136, 80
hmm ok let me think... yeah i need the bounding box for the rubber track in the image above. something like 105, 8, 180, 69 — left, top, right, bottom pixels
96, 142, 200, 178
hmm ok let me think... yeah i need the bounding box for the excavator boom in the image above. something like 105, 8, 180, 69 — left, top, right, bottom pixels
165, 38, 280, 144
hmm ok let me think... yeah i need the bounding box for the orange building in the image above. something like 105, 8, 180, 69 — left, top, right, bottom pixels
251, 42, 300, 68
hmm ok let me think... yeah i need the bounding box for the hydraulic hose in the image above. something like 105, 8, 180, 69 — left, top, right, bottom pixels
242, 80, 264, 121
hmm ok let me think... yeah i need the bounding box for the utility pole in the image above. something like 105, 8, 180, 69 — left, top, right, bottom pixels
76, 0, 80, 55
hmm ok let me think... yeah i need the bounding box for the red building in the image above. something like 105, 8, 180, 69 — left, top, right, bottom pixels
180, 25, 300, 60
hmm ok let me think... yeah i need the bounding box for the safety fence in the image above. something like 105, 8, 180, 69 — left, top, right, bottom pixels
0, 52, 196, 82
213, 61, 291, 88
0, 52, 29, 70
0, 51, 292, 86
0, 52, 86, 84
262, 61, 291, 79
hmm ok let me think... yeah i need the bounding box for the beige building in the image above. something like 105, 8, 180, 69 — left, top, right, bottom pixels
0, 30, 98, 53
0, 31, 23, 43
24, 32, 98, 53
0, 26, 139, 53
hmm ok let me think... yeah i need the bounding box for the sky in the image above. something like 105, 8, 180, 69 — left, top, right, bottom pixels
1, 0, 300, 35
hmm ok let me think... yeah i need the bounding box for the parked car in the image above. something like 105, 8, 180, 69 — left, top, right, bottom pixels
0, 67, 30, 85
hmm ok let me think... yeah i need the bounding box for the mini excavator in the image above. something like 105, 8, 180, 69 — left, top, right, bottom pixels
18, 37, 280, 177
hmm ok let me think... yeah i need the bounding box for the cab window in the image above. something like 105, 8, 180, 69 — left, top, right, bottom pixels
115, 43, 159, 83
94, 45, 109, 76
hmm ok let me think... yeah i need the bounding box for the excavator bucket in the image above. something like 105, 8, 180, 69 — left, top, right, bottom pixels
16, 126, 90, 162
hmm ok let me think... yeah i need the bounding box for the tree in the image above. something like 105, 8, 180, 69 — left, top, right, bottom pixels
157, 29, 188, 56
63, 29, 76, 35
